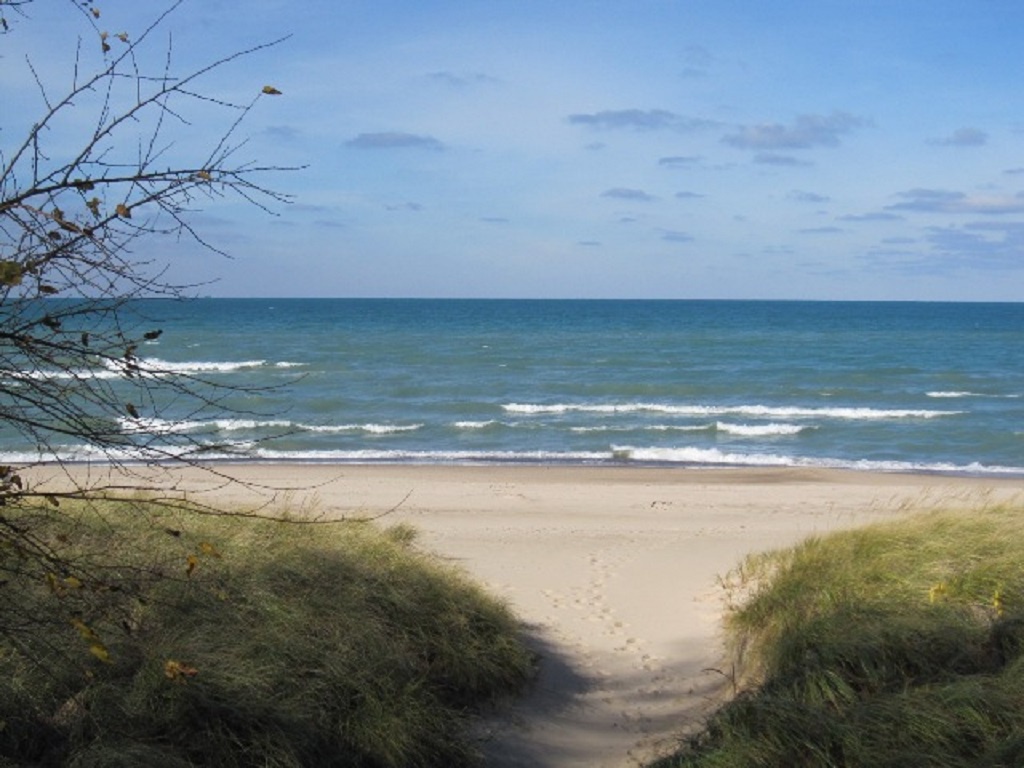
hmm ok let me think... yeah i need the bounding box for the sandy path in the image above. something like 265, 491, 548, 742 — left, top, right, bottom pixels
30, 464, 1024, 766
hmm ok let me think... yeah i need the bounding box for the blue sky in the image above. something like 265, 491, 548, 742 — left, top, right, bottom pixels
8, 1, 1024, 299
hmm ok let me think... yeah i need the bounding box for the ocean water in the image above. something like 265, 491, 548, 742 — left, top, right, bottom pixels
4, 299, 1023, 476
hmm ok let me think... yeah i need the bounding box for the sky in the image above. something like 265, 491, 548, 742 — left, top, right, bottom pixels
6, 1, 1024, 300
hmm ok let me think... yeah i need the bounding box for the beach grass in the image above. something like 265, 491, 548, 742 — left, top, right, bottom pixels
0, 498, 534, 767
653, 502, 1024, 767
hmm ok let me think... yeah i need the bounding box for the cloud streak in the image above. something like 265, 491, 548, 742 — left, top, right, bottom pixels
838, 212, 904, 222
601, 187, 657, 202
789, 191, 831, 203
568, 109, 718, 132
753, 153, 812, 167
723, 111, 867, 150
346, 132, 446, 151
929, 127, 988, 147
658, 155, 702, 168
923, 222, 1024, 270
427, 71, 499, 88
886, 189, 1024, 215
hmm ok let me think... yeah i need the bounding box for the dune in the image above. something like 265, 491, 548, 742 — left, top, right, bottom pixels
30, 463, 1023, 766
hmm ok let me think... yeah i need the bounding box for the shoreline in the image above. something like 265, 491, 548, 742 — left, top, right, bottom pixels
30, 464, 1024, 767
20, 456, 1024, 480
29, 460, 1024, 484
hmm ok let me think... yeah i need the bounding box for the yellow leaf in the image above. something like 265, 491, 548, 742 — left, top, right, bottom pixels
164, 659, 199, 682
71, 618, 98, 641
261, 85, 283, 95
89, 643, 111, 663
195, 170, 212, 181
64, 576, 83, 589
198, 541, 221, 557
115, 203, 131, 218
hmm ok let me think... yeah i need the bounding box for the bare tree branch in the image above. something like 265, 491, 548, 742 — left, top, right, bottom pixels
0, 0, 308, 656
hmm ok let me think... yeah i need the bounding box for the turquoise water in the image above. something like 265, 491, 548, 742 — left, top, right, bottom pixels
4, 299, 1023, 475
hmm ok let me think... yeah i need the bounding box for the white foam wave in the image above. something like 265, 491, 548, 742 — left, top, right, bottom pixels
612, 445, 792, 466
3, 356, 286, 382
454, 420, 498, 429
117, 417, 201, 435
213, 419, 292, 431
118, 417, 294, 434
305, 423, 422, 434
117, 417, 420, 435
139, 358, 268, 374
0, 441, 243, 464
503, 402, 957, 420
1, 444, 1021, 477
2, 367, 122, 381
926, 391, 1020, 399
608, 445, 1024, 475
715, 422, 807, 437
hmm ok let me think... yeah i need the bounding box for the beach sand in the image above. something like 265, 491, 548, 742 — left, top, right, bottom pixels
31, 464, 1024, 767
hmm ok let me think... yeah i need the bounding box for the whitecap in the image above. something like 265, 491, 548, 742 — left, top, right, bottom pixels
715, 422, 807, 437
504, 402, 957, 420
139, 358, 268, 374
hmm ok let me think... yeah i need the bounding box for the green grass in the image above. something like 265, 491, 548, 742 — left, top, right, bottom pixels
654, 503, 1024, 768
0, 499, 534, 767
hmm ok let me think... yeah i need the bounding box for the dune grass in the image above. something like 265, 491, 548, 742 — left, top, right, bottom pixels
654, 502, 1024, 767
0, 498, 534, 767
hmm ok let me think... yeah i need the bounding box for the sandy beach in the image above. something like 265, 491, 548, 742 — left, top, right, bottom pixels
32, 463, 1024, 767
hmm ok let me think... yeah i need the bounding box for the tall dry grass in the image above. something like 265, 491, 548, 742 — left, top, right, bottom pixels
0, 499, 533, 767
655, 503, 1024, 767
